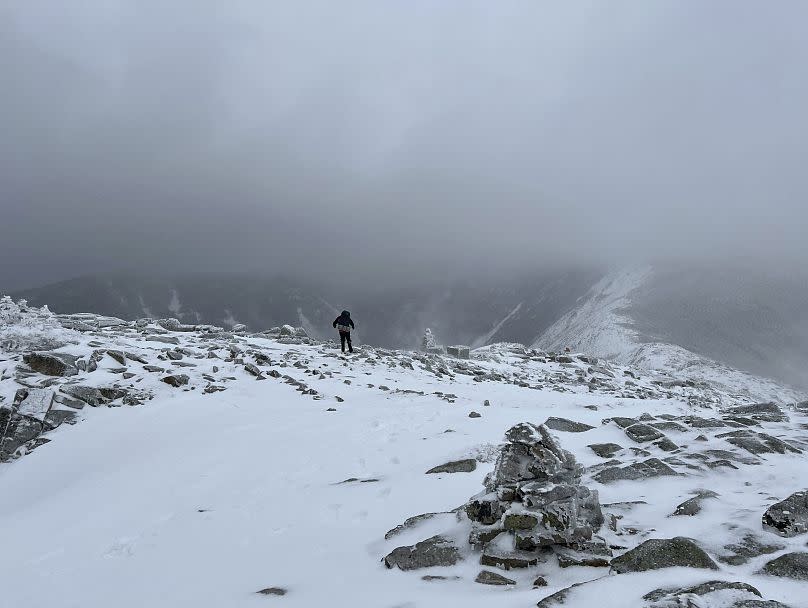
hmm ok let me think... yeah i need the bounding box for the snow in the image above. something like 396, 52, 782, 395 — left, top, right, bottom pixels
534, 265, 653, 357
1, 300, 807, 607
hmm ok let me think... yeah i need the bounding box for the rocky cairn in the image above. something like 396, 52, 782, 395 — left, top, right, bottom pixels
384, 422, 607, 577
467, 423, 606, 569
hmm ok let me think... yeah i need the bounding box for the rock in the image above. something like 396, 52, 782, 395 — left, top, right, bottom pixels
593, 458, 678, 483
466, 423, 603, 564
724, 402, 788, 423
604, 416, 637, 428
279, 325, 296, 337
556, 550, 610, 568
610, 537, 719, 573
421, 575, 461, 582
544, 417, 595, 433
719, 533, 784, 566
23, 352, 78, 377
466, 494, 504, 525
588, 443, 623, 458
503, 513, 539, 530
717, 430, 801, 455
385, 511, 460, 540
244, 363, 264, 378
643, 580, 763, 604
762, 490, 808, 537
759, 552, 808, 581
43, 408, 79, 429
106, 350, 127, 365
145, 335, 180, 345
624, 423, 665, 443
475, 570, 515, 586
481, 535, 541, 569
60, 385, 112, 407
654, 437, 679, 452
469, 411, 481, 418
0, 411, 43, 461
532, 576, 548, 587
144, 365, 165, 373
671, 490, 719, 517
13, 388, 54, 421
426, 458, 477, 474
256, 587, 287, 595
383, 535, 461, 571
446, 345, 470, 359
161, 374, 190, 387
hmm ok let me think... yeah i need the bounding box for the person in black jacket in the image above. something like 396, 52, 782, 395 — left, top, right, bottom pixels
333, 310, 355, 353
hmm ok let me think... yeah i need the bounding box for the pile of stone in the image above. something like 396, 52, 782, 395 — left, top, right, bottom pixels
466, 423, 606, 569
384, 423, 608, 579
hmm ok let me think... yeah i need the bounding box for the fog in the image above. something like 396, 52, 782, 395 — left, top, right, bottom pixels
2, 1, 807, 291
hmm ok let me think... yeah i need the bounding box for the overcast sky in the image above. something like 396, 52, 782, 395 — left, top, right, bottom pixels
2, 1, 807, 291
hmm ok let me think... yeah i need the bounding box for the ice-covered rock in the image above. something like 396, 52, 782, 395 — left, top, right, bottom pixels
610, 537, 718, 573
23, 352, 79, 377
383, 535, 461, 571
762, 490, 808, 537
465, 423, 604, 562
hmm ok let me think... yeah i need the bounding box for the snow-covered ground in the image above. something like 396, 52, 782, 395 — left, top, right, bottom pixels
1, 299, 807, 607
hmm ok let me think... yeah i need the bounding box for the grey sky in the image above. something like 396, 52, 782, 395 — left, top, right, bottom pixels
2, 1, 807, 290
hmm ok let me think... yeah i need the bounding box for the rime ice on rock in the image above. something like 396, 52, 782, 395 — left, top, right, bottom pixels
465, 423, 605, 562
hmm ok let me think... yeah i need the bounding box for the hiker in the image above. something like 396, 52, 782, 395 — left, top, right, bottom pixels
333, 310, 355, 353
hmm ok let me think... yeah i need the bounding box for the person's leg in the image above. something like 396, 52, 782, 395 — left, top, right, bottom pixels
340, 332, 346, 352
347, 332, 353, 353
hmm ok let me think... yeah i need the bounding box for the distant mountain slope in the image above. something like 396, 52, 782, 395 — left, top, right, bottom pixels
535, 265, 808, 390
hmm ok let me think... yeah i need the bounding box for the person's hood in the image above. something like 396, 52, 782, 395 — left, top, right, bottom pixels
341, 310, 350, 317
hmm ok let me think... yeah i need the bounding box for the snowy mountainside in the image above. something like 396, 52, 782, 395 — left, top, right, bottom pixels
533, 266, 653, 358
535, 266, 808, 397
2, 298, 808, 607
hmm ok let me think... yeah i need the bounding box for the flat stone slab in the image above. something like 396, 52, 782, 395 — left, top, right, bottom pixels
13, 388, 54, 421
545, 417, 595, 433
426, 458, 477, 474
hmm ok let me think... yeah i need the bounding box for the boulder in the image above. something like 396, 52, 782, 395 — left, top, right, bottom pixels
588, 443, 623, 458
544, 417, 595, 433
22, 352, 78, 377
624, 423, 665, 443
717, 430, 801, 455
759, 552, 808, 581
719, 533, 784, 566
13, 388, 54, 421
593, 458, 678, 483
256, 587, 287, 596
446, 345, 470, 359
762, 490, 808, 537
643, 581, 766, 606
383, 535, 461, 571
60, 385, 111, 407
161, 374, 190, 388
671, 490, 719, 517
475, 570, 515, 586
724, 402, 788, 423
426, 459, 477, 474
610, 537, 718, 573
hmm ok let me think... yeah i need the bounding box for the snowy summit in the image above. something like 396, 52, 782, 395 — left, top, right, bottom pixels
1, 297, 807, 608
